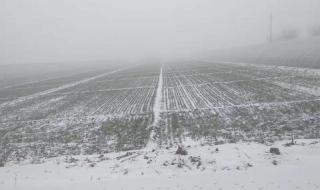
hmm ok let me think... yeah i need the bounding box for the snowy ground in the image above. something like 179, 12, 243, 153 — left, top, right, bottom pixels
1, 139, 320, 190
0, 61, 319, 189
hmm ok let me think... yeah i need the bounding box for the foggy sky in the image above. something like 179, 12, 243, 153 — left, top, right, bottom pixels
1, 0, 320, 64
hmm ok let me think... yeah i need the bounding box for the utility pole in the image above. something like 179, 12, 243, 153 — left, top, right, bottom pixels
269, 13, 273, 43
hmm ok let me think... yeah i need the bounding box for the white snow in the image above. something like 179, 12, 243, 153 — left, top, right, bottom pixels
147, 66, 164, 148
152, 66, 163, 126
1, 139, 320, 190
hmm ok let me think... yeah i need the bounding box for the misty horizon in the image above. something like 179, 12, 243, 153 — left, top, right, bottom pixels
1, 0, 320, 64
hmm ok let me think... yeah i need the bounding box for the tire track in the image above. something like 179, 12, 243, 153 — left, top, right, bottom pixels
0, 66, 133, 110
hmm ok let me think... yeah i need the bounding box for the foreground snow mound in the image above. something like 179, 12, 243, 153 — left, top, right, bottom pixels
1, 139, 320, 190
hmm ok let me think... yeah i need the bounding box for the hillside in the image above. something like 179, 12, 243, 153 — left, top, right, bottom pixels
207, 37, 320, 68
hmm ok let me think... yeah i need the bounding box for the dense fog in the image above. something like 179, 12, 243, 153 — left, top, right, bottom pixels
1, 0, 320, 64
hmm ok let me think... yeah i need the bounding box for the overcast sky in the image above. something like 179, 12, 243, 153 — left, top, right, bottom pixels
1, 0, 320, 64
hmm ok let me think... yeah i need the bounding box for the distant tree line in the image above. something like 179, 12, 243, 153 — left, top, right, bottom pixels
309, 25, 320, 37
275, 24, 320, 42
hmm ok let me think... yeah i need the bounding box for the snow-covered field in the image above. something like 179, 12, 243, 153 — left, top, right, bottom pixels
1, 139, 320, 190
0, 60, 319, 189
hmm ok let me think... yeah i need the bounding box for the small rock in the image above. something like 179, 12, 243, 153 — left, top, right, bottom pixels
189, 156, 201, 163
177, 159, 185, 168
163, 161, 169, 166
214, 141, 225, 145
98, 154, 104, 159
310, 141, 319, 145
272, 160, 278, 165
270, 147, 280, 155
176, 146, 188, 155
284, 142, 295, 147
116, 152, 133, 160
189, 156, 202, 168
67, 157, 78, 163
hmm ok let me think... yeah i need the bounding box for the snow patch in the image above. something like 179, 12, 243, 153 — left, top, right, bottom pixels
1, 139, 320, 190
